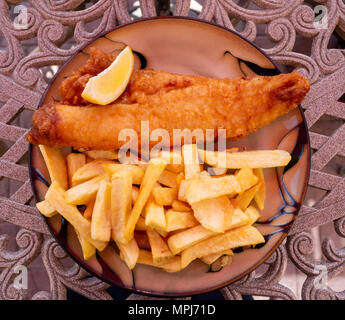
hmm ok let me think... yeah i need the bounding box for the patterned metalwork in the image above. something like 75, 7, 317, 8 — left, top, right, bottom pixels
0, 0, 344, 300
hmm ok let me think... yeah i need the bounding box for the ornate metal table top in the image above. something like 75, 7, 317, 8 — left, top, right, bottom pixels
0, 0, 344, 300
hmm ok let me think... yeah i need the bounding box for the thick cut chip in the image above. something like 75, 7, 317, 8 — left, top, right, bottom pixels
91, 179, 111, 242
177, 179, 189, 202
145, 199, 166, 231
167, 225, 215, 255
84, 150, 118, 160
135, 216, 147, 231
36, 200, 57, 217
185, 176, 241, 204
131, 185, 139, 204
66, 153, 86, 187
65, 174, 108, 205
103, 163, 144, 185
182, 144, 201, 179
224, 207, 250, 231
171, 200, 191, 212
134, 231, 151, 250
253, 168, 266, 210
181, 225, 265, 268
39, 145, 68, 190
199, 149, 291, 168
72, 160, 111, 184
116, 237, 139, 270
159, 150, 184, 173
191, 196, 232, 233
235, 166, 258, 191
245, 206, 261, 225
137, 250, 182, 273
157, 170, 178, 188
83, 200, 95, 220
165, 210, 199, 232
124, 158, 167, 242
45, 182, 107, 251
152, 187, 177, 206
76, 230, 96, 260
200, 249, 233, 265
234, 182, 262, 211
146, 228, 174, 265
111, 170, 132, 244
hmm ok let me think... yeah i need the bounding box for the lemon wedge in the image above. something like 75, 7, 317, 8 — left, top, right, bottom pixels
81, 46, 134, 105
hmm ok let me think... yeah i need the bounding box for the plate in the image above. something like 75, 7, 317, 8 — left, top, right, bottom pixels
29, 17, 310, 297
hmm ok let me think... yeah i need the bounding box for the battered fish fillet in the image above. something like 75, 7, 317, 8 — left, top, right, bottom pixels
27, 70, 310, 150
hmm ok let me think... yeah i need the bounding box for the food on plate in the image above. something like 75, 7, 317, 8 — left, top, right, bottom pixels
31, 45, 308, 273
36, 143, 290, 272
81, 46, 134, 105
26, 48, 309, 150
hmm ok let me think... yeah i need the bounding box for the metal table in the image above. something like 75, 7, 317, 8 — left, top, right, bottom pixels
0, 0, 344, 300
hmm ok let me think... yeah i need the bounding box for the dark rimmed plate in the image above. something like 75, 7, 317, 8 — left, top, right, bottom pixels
29, 17, 310, 297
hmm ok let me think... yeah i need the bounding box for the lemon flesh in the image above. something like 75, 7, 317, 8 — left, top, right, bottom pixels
81, 46, 134, 105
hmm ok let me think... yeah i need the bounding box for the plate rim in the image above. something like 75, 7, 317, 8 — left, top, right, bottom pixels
28, 16, 311, 298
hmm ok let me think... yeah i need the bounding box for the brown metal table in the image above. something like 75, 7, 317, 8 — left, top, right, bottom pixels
0, 0, 344, 300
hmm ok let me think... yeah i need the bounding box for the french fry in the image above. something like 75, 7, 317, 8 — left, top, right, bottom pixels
146, 228, 174, 265
235, 166, 258, 192
155, 229, 169, 238
165, 210, 199, 232
84, 150, 118, 160
66, 153, 86, 187
182, 144, 201, 179
116, 238, 139, 270
134, 231, 151, 250
185, 176, 241, 204
76, 230, 96, 260
181, 225, 265, 268
161, 256, 182, 273
135, 216, 147, 231
65, 174, 108, 205
111, 170, 132, 244
199, 170, 211, 179
207, 167, 227, 176
145, 199, 166, 231
159, 150, 184, 173
200, 249, 233, 265
83, 200, 95, 220
177, 179, 189, 202
167, 225, 215, 255
39, 145, 68, 190
137, 250, 182, 273
253, 168, 266, 210
157, 169, 178, 188
124, 158, 167, 242
152, 187, 177, 206
224, 207, 250, 230
209, 255, 233, 271
36, 200, 57, 217
234, 182, 262, 211
103, 163, 144, 185
191, 196, 231, 233
245, 206, 261, 225
198, 149, 291, 168
45, 182, 107, 251
171, 200, 191, 212
72, 160, 111, 184
131, 185, 139, 204
91, 180, 111, 242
